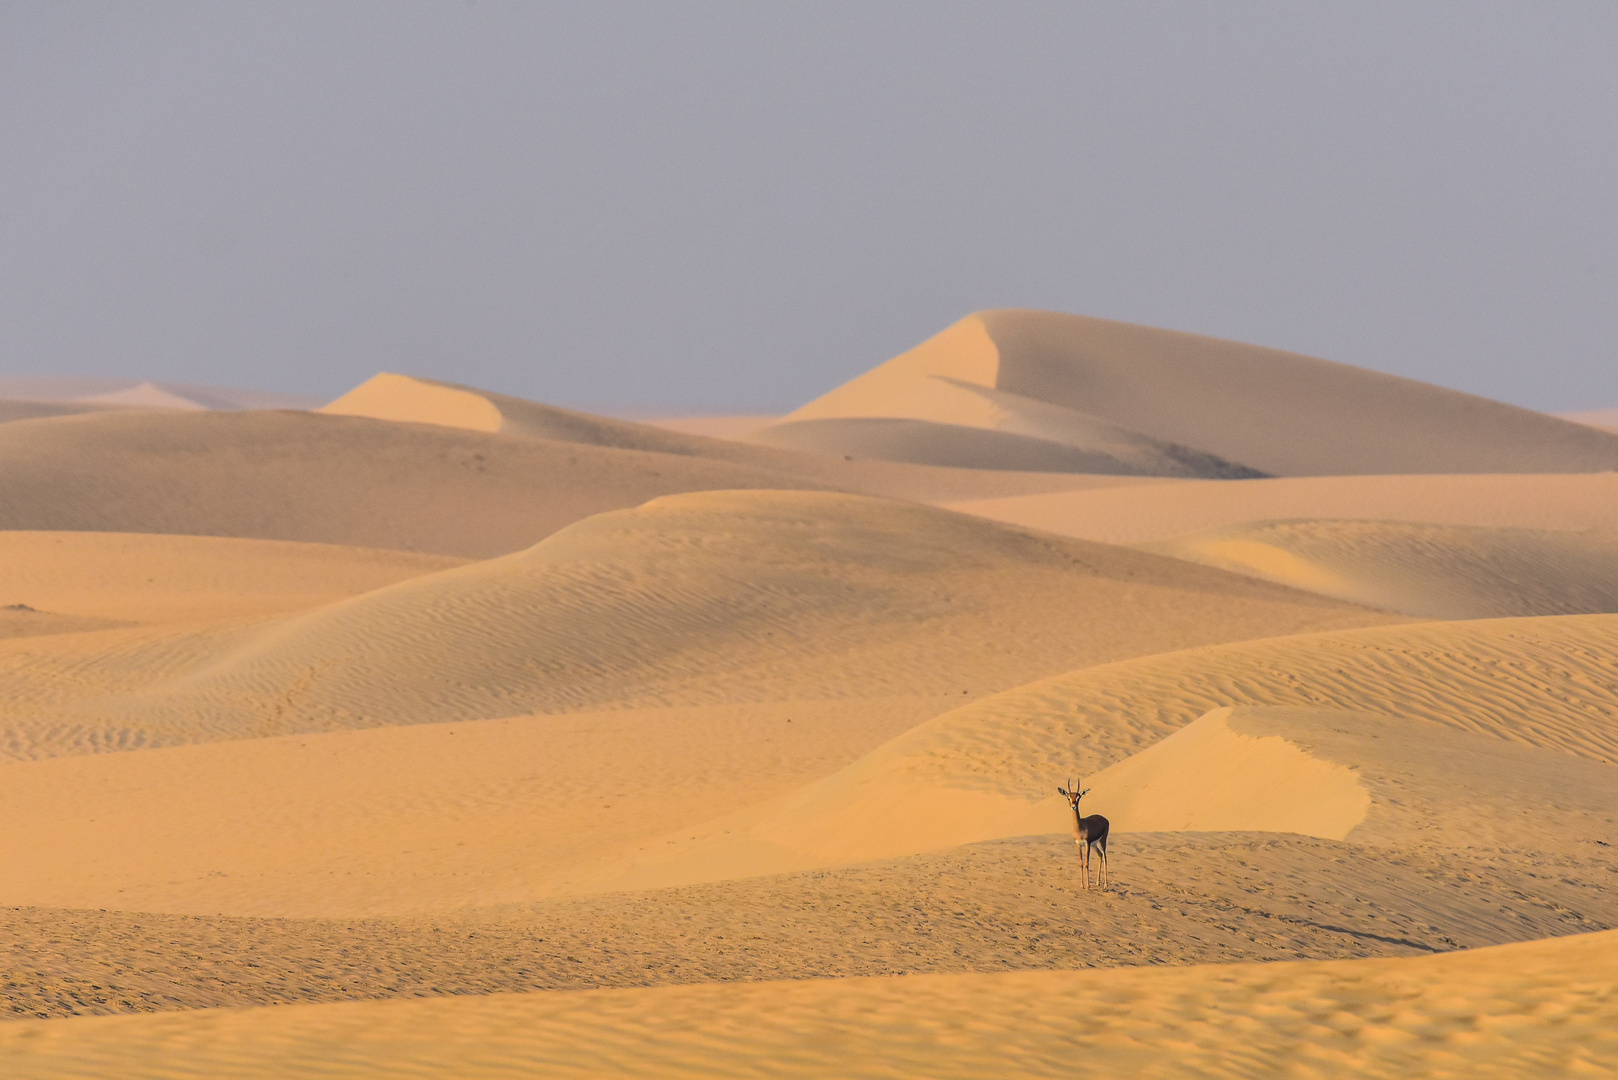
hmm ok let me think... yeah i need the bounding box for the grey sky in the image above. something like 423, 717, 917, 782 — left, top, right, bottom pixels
2, 2, 1615, 414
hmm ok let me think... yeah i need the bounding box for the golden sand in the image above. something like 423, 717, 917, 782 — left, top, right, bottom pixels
4, 312, 1615, 1077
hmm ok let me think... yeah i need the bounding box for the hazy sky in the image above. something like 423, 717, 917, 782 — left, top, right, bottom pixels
3, 2, 1615, 413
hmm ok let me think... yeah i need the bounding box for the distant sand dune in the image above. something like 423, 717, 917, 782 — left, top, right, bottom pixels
0, 400, 117, 425
763, 309, 1618, 476
1, 931, 1612, 1079
322, 373, 1151, 500
0, 409, 827, 558
1562, 406, 1618, 432
642, 414, 779, 439
1146, 519, 1618, 619
0, 398, 1153, 559
950, 471, 1618, 546
750, 415, 1260, 477
0, 490, 1395, 760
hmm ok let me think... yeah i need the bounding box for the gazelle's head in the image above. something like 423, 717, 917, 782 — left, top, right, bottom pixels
1056, 779, 1090, 812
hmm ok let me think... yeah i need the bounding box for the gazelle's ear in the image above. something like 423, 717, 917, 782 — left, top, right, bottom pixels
1056, 787, 1068, 797
1078, 788, 1090, 798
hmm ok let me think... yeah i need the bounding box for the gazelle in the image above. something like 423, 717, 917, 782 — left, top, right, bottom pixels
1057, 779, 1109, 889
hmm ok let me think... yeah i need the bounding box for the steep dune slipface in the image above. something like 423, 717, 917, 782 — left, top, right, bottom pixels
765, 309, 1618, 476
0, 490, 1395, 759
0, 409, 828, 558
1146, 519, 1618, 618
577, 614, 1618, 889
1076, 706, 1371, 839
2, 931, 1612, 1080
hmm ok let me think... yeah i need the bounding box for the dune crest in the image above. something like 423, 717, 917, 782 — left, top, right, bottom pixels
761, 309, 1618, 476
321, 373, 503, 431
0, 489, 1394, 760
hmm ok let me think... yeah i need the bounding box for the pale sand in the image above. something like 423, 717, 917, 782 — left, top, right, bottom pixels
0, 531, 463, 624
7, 830, 1611, 1021
1, 931, 1612, 1079
642, 414, 781, 439
580, 614, 1618, 891
7, 335, 1618, 1073
765, 309, 1618, 476
1144, 519, 1618, 618
1562, 406, 1618, 432
0, 398, 1136, 558
0, 698, 945, 917
0, 607, 127, 641
0, 408, 825, 558
0, 490, 1396, 760
0, 400, 114, 424
949, 471, 1618, 546
321, 373, 1134, 493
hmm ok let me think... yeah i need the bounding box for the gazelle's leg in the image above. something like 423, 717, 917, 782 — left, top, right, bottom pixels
1099, 843, 1109, 888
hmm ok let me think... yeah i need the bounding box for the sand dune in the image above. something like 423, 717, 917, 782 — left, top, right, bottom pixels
750, 415, 1260, 477
9, 316, 1618, 1072
320, 373, 766, 460
11, 646, 1612, 918
0, 400, 117, 424
322, 372, 1152, 501
0, 699, 944, 916
578, 613, 1618, 890
0, 531, 463, 624
1075, 706, 1371, 839
950, 471, 1618, 546
0, 377, 319, 411
1090, 702, 1618, 854
1562, 406, 1618, 432
0, 489, 1394, 760
0, 606, 127, 641
0, 408, 828, 558
1145, 519, 1618, 618
764, 309, 1618, 475
2, 930, 1612, 1079
8, 828, 1610, 1021
644, 414, 779, 439
0, 393, 1151, 559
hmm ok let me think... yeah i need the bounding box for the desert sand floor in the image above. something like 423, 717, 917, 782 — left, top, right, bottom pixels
5, 357, 1618, 1076
2, 931, 1613, 1079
